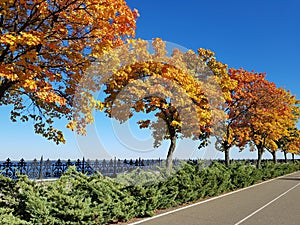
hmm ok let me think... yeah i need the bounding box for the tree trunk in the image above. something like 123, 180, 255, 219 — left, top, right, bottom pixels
284, 151, 288, 163
271, 151, 277, 164
224, 147, 230, 167
256, 144, 264, 169
166, 134, 176, 173
266, 149, 277, 164
292, 153, 295, 163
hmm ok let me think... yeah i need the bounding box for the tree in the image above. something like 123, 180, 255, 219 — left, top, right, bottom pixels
262, 91, 300, 164
84, 38, 235, 171
229, 69, 299, 168
0, 0, 138, 143
287, 129, 300, 163
277, 128, 300, 163
215, 68, 266, 167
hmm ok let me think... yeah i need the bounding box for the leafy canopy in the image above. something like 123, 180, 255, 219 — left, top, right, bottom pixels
225, 68, 300, 152
75, 38, 236, 150
0, 0, 138, 143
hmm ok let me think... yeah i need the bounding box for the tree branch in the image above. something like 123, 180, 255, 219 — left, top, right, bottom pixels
0, 79, 17, 100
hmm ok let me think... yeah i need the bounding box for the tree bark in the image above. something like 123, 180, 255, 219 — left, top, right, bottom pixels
271, 151, 277, 164
166, 134, 176, 174
224, 147, 230, 167
266, 148, 277, 164
256, 143, 264, 169
292, 153, 295, 163
284, 151, 288, 163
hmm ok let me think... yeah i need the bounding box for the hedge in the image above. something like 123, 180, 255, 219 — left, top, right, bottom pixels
1, 161, 300, 224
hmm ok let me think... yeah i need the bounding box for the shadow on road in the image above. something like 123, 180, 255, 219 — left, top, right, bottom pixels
279, 177, 300, 181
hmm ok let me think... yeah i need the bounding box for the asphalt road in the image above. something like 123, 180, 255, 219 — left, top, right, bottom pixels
127, 171, 300, 225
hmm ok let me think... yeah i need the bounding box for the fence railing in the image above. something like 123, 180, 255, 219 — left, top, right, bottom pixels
0, 157, 170, 180
0, 158, 298, 180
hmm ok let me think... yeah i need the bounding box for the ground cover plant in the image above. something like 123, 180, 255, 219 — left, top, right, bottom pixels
1, 161, 300, 224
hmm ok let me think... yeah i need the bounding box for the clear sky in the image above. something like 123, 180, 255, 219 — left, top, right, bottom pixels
1, 0, 299, 161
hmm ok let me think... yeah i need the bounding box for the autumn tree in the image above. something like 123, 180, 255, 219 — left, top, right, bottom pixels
254, 89, 299, 166
277, 127, 300, 163
287, 129, 300, 163
215, 69, 267, 167
0, 0, 138, 143
222, 69, 299, 168
277, 100, 300, 162
76, 38, 235, 171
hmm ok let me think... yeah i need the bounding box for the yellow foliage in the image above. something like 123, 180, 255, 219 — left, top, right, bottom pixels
0, 0, 138, 143
95, 38, 235, 147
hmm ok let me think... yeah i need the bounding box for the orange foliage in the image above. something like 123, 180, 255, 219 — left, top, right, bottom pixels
221, 68, 300, 161
96, 39, 236, 149
0, 0, 138, 143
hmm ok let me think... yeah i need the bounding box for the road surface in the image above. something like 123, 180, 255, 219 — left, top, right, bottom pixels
127, 171, 300, 225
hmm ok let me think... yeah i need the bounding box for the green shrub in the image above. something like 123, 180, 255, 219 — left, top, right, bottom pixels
229, 162, 257, 188
0, 208, 31, 225
0, 161, 299, 224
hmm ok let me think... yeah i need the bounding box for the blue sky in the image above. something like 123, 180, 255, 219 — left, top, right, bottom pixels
1, 0, 299, 161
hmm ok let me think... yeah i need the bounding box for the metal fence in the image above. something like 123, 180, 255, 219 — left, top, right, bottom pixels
0, 157, 168, 180
0, 157, 298, 180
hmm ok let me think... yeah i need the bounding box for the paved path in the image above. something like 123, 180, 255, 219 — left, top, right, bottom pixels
127, 171, 300, 225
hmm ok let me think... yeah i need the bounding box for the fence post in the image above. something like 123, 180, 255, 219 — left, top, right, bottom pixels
38, 156, 43, 179
113, 157, 117, 177
82, 157, 85, 174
